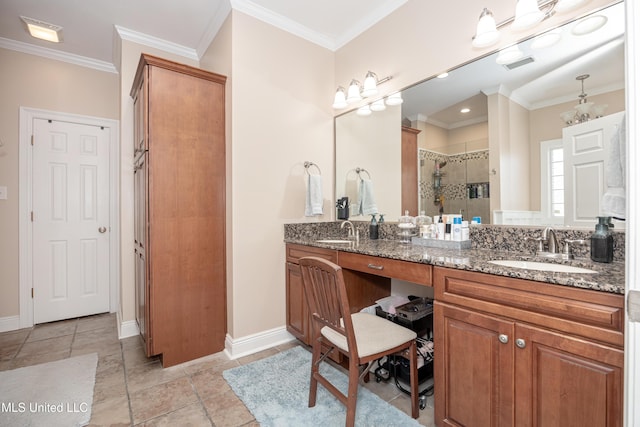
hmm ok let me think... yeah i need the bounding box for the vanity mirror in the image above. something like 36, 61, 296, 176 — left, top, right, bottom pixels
335, 1, 625, 226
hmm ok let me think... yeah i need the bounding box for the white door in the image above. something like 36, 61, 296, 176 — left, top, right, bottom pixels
32, 118, 111, 323
563, 111, 625, 227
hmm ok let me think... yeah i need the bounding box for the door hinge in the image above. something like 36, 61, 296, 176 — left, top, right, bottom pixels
31, 135, 34, 146
31, 288, 34, 298
30, 211, 34, 222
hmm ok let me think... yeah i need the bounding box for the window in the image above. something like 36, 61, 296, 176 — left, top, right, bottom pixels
540, 139, 564, 224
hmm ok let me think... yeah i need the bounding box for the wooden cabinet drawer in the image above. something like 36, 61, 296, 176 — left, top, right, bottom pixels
286, 243, 337, 264
434, 267, 624, 347
338, 252, 432, 286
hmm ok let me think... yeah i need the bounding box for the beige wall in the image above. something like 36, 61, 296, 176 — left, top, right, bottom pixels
0, 48, 119, 319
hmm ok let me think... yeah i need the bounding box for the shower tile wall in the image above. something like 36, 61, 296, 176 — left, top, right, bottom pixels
419, 149, 490, 222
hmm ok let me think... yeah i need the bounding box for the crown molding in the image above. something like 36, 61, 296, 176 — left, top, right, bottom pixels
0, 37, 117, 74
196, 0, 233, 58
115, 25, 199, 62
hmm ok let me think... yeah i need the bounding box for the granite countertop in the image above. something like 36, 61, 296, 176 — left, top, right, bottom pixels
284, 237, 625, 295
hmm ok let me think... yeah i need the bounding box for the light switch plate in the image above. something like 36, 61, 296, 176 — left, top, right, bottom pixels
0, 186, 7, 200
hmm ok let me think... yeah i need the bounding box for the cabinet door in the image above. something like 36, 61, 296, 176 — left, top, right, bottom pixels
286, 261, 309, 344
435, 302, 515, 427
514, 323, 623, 427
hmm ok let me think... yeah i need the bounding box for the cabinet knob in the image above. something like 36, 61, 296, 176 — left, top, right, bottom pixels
498, 334, 509, 344
515, 338, 526, 349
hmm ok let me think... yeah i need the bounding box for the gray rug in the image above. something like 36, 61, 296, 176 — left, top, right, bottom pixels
0, 353, 98, 427
223, 346, 422, 427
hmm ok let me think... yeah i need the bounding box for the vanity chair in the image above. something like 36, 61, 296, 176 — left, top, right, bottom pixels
299, 257, 419, 426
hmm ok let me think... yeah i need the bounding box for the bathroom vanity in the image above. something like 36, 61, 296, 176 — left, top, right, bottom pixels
284, 228, 624, 426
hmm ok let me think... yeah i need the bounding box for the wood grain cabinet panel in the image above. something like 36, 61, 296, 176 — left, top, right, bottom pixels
434, 267, 624, 427
131, 54, 227, 367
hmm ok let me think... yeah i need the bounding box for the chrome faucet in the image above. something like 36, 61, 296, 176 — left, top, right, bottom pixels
542, 227, 559, 254
340, 220, 359, 241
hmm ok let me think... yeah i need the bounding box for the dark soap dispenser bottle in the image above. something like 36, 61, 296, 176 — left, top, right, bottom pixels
369, 214, 379, 240
590, 216, 614, 263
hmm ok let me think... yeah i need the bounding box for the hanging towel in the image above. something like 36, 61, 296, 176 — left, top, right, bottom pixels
357, 179, 378, 216
602, 115, 626, 219
305, 174, 324, 216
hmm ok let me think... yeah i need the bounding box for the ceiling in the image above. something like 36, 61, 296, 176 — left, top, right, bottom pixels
0, 0, 408, 72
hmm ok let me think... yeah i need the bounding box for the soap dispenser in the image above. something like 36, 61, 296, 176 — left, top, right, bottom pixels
369, 214, 379, 240
590, 216, 614, 263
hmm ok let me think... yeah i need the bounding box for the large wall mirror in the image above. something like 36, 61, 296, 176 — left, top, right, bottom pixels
335, 1, 625, 227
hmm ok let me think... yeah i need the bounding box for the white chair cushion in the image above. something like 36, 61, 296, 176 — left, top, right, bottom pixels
321, 312, 417, 358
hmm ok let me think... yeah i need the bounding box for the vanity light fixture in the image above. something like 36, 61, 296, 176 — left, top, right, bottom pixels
357, 105, 372, 116
472, 0, 589, 48
21, 16, 63, 43
370, 99, 387, 112
332, 71, 392, 109
385, 92, 403, 106
496, 44, 525, 65
531, 29, 562, 49
571, 14, 607, 35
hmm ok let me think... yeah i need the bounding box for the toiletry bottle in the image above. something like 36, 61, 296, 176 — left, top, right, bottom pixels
369, 214, 379, 240
590, 216, 613, 263
452, 217, 462, 241
437, 216, 445, 240
461, 220, 469, 241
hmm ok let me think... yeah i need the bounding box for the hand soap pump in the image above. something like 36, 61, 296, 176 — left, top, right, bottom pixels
590, 216, 614, 263
369, 214, 379, 240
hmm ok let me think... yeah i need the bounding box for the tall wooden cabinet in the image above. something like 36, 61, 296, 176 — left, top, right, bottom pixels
131, 54, 227, 367
434, 267, 624, 427
401, 126, 420, 216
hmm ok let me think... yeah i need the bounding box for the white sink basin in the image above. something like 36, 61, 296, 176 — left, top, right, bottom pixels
316, 239, 353, 244
488, 260, 597, 274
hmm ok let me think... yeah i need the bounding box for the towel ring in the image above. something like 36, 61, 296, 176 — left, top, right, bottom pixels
304, 161, 321, 176
355, 167, 371, 180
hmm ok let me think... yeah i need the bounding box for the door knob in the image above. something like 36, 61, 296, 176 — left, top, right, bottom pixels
98, 226, 107, 233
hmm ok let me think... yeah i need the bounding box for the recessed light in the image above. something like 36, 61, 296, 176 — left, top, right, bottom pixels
21, 16, 63, 43
531, 29, 562, 49
571, 15, 607, 36
460, 108, 471, 114
437, 72, 449, 79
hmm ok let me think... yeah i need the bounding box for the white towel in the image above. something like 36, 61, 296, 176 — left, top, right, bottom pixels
357, 179, 378, 216
602, 115, 626, 219
305, 174, 323, 216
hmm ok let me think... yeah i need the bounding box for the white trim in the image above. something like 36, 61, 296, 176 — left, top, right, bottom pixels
0, 37, 117, 74
19, 107, 120, 328
117, 310, 140, 340
0, 316, 21, 333
223, 327, 296, 360
196, 0, 233, 59
115, 26, 199, 62
625, 1, 639, 426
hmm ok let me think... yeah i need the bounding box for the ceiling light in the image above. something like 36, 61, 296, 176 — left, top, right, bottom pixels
531, 29, 562, 49
496, 45, 524, 65
346, 80, 362, 104
437, 72, 449, 79
472, 8, 500, 48
370, 99, 386, 112
460, 108, 471, 114
560, 74, 607, 125
571, 15, 607, 35
332, 87, 347, 109
362, 71, 379, 97
21, 16, 63, 43
512, 0, 544, 31
357, 105, 372, 116
385, 93, 403, 106
556, 0, 589, 13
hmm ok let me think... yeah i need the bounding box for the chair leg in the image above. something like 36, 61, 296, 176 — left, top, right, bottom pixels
345, 357, 360, 427
309, 341, 322, 408
409, 340, 419, 419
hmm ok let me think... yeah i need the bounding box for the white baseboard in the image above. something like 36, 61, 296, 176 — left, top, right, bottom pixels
0, 315, 21, 333
224, 326, 297, 359
117, 312, 140, 340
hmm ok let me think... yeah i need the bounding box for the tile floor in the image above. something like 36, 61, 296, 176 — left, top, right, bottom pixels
0, 313, 435, 426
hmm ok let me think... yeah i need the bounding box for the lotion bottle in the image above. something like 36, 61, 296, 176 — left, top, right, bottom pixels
369, 214, 379, 240
590, 216, 613, 263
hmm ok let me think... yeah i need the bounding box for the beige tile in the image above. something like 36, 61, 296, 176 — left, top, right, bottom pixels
77, 313, 117, 333
0, 329, 30, 347
180, 351, 238, 376
0, 343, 21, 361
202, 392, 255, 427
93, 370, 127, 403
87, 395, 131, 426
236, 347, 279, 365
12, 349, 70, 368
120, 334, 144, 350
16, 334, 73, 357
190, 367, 232, 398
129, 376, 199, 424
71, 328, 121, 358
136, 402, 212, 426
123, 345, 158, 370
125, 360, 186, 393
27, 319, 77, 342
0, 359, 15, 371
